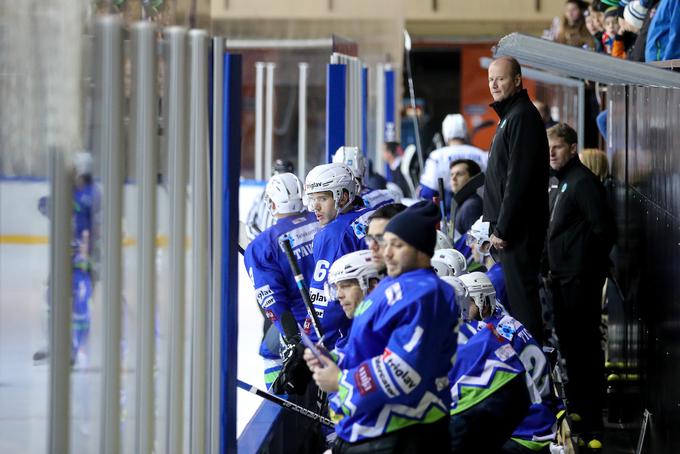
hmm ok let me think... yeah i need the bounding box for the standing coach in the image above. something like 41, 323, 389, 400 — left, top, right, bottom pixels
483, 56, 549, 343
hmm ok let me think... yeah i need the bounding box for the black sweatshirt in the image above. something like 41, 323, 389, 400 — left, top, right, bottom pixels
483, 89, 549, 243
548, 157, 616, 278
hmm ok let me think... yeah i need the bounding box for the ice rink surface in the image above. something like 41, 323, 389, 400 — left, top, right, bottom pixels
0, 181, 267, 452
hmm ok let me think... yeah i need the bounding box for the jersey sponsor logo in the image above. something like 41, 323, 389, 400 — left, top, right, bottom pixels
355, 363, 377, 396
282, 222, 320, 248
381, 348, 421, 394
309, 288, 328, 307
371, 356, 400, 398
385, 282, 403, 306
255, 284, 275, 308
315, 308, 325, 319
265, 309, 278, 322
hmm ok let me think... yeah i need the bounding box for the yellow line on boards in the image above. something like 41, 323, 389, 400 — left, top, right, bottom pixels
0, 235, 176, 248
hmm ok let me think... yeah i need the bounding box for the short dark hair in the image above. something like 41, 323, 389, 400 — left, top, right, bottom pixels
368, 203, 407, 223
449, 159, 481, 177
493, 56, 522, 79
547, 123, 578, 146
384, 142, 400, 156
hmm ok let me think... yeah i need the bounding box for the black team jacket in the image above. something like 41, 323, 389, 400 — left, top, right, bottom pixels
483, 89, 549, 243
548, 156, 616, 279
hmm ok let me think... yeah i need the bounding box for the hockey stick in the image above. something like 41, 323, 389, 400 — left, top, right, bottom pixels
437, 177, 448, 237
403, 29, 424, 172
237, 379, 335, 428
279, 236, 325, 341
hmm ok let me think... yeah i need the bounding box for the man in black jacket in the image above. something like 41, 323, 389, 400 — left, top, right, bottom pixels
547, 123, 615, 449
483, 56, 549, 342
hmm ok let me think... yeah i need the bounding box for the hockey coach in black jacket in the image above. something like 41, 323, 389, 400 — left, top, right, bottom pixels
547, 123, 615, 443
483, 56, 549, 343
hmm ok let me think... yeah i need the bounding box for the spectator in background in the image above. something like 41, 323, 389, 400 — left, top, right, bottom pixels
555, 0, 596, 49
585, 3, 606, 52
533, 100, 558, 129
484, 56, 550, 344
627, 0, 658, 62
601, 6, 621, 54
613, 9, 642, 58
546, 123, 615, 451
645, 0, 680, 62
580, 148, 610, 182
381, 141, 412, 197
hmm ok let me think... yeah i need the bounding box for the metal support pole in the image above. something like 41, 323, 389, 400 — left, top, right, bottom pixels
47, 150, 73, 454
298, 62, 308, 179
188, 28, 209, 454
577, 83, 585, 152
96, 16, 124, 454
374, 63, 385, 174
209, 36, 225, 454
264, 62, 276, 178
165, 25, 189, 454
221, 51, 242, 454
326, 63, 346, 162
131, 20, 158, 454
254, 62, 265, 180
362, 65, 368, 156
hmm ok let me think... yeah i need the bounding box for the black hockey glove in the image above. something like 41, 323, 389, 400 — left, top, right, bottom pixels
271, 339, 312, 396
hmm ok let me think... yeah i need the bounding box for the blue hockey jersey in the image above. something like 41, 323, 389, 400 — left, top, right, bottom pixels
454, 311, 557, 450
244, 211, 321, 343
329, 268, 459, 443
449, 315, 525, 415
308, 206, 373, 347
360, 187, 395, 210
487, 262, 508, 310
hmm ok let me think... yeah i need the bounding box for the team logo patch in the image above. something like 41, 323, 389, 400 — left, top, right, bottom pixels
385, 282, 403, 306
494, 343, 516, 361
265, 309, 278, 322
497, 322, 516, 341
561, 182, 568, 193
355, 363, 377, 396
500, 119, 507, 128
381, 348, 421, 394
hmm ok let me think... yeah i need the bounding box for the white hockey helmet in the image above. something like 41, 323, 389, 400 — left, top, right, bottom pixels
73, 150, 93, 177
440, 275, 470, 311
435, 230, 453, 251
326, 249, 382, 300
466, 216, 492, 256
305, 162, 358, 210
442, 114, 468, 142
265, 172, 305, 216
333, 146, 366, 182
459, 271, 496, 320
431, 248, 467, 277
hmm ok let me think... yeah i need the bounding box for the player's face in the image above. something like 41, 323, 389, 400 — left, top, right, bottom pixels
449, 163, 472, 194
548, 136, 577, 171
463, 297, 481, 321
488, 60, 520, 103
366, 218, 389, 271
383, 232, 420, 277
309, 191, 337, 225
336, 279, 364, 319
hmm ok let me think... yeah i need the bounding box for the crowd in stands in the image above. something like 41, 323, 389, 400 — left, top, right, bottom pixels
547, 0, 679, 62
